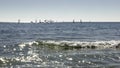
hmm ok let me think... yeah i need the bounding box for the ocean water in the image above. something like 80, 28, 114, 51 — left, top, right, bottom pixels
0, 22, 120, 68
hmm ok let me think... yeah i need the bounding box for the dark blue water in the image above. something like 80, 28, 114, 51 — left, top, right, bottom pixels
0, 22, 120, 67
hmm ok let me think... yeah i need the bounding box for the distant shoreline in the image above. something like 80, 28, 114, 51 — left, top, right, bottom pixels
0, 21, 120, 23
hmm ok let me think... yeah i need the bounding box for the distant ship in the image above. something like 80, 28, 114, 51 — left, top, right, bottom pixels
72, 19, 82, 23
18, 19, 20, 23
30, 21, 33, 23
80, 19, 82, 23
73, 19, 75, 23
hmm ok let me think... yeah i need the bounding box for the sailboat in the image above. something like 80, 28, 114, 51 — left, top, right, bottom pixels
18, 19, 20, 23
80, 19, 82, 23
73, 19, 75, 23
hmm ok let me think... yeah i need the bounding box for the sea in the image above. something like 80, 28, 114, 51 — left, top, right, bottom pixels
0, 22, 120, 68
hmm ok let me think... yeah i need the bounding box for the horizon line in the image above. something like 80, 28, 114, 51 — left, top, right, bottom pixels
0, 21, 120, 23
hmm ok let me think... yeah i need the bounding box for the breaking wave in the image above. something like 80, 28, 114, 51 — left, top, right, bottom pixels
1, 40, 120, 67
18, 40, 120, 50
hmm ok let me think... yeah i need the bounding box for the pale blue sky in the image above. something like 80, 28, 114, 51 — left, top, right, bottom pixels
0, 0, 120, 22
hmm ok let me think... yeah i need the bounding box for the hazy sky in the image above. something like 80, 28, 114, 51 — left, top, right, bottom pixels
0, 0, 120, 22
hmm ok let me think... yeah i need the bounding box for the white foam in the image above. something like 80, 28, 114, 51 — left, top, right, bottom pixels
41, 40, 120, 49
66, 57, 73, 61
18, 43, 26, 49
18, 41, 38, 49
18, 40, 120, 49
0, 57, 6, 63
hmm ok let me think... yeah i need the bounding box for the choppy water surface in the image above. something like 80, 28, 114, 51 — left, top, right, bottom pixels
0, 22, 120, 68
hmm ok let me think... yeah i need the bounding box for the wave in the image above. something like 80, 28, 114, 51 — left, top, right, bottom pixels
1, 40, 120, 67
18, 40, 120, 50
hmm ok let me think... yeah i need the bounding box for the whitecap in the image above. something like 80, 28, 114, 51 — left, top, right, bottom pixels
18, 40, 120, 49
